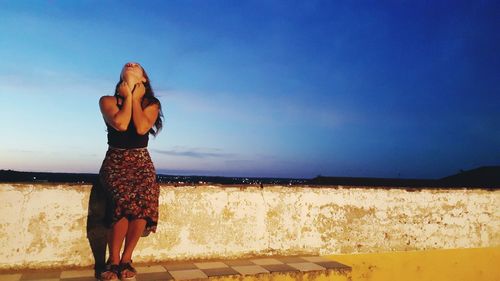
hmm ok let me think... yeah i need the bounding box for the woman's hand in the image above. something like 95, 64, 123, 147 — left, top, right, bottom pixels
118, 81, 132, 98
132, 82, 146, 101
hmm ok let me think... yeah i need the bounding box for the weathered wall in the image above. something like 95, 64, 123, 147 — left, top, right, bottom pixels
0, 183, 498, 269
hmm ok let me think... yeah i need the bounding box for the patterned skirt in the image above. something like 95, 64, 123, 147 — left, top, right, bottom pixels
98, 146, 159, 236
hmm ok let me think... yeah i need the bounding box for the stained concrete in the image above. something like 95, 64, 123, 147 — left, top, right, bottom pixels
0, 183, 498, 269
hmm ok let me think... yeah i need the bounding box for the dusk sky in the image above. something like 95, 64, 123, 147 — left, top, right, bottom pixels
0, 1, 498, 179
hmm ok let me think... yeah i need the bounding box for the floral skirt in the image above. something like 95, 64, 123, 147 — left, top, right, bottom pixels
98, 146, 159, 236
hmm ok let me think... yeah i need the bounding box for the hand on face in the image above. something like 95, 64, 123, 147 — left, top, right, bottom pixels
118, 81, 132, 98
132, 82, 146, 100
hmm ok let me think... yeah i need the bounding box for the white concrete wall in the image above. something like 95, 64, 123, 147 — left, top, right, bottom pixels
0, 183, 499, 269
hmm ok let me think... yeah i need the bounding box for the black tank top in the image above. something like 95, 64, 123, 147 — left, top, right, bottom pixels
106, 96, 149, 148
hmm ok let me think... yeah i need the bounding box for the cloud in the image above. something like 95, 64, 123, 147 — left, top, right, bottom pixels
152, 147, 236, 159
0, 67, 112, 97
159, 88, 350, 129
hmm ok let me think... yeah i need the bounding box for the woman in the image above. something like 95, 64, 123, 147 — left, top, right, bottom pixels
98, 62, 163, 281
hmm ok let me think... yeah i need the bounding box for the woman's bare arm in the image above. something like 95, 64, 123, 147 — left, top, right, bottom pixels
99, 95, 133, 131
99, 82, 134, 131
131, 99, 159, 135
129, 82, 159, 135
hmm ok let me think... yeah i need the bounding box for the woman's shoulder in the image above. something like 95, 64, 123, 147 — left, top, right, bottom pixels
100, 95, 116, 100
99, 95, 118, 105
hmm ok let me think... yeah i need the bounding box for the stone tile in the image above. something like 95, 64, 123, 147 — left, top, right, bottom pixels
202, 267, 240, 277
168, 269, 208, 280
276, 256, 308, 263
287, 262, 326, 272
249, 258, 283, 265
163, 263, 197, 271
231, 265, 269, 276
193, 261, 228, 269
260, 264, 301, 273
300, 256, 332, 262
222, 259, 255, 266
315, 261, 351, 270
135, 265, 167, 273
21, 270, 61, 280
0, 273, 22, 281
62, 277, 96, 281
21, 279, 60, 281
60, 269, 94, 279
137, 271, 173, 281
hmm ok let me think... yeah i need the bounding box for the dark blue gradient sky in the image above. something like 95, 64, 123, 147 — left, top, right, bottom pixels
0, 1, 498, 178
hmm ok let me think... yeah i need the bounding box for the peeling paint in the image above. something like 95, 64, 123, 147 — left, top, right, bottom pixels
0, 183, 499, 270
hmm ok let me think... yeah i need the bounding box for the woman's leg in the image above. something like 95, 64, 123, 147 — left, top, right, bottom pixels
102, 217, 128, 279
120, 218, 146, 278
109, 217, 129, 263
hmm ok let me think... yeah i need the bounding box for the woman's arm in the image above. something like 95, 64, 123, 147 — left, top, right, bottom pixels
99, 82, 134, 131
132, 99, 159, 135
99, 95, 133, 131
130, 82, 159, 135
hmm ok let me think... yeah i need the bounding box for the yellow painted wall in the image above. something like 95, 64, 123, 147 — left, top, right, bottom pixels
0, 183, 498, 269
327, 247, 500, 281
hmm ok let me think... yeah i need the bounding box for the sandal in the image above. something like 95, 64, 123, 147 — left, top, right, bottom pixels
119, 261, 137, 281
100, 263, 120, 281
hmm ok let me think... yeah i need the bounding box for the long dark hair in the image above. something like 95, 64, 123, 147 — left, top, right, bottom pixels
114, 66, 164, 137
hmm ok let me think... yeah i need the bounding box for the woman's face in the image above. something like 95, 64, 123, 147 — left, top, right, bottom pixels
121, 62, 146, 83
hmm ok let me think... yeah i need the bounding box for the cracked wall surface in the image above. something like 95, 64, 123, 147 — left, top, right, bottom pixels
0, 183, 498, 269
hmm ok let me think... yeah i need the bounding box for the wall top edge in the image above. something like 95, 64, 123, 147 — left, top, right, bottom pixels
0, 182, 498, 192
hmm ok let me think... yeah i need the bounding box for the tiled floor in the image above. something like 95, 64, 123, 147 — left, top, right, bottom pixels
1, 256, 351, 281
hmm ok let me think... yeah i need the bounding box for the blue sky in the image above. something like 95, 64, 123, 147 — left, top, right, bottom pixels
0, 0, 498, 179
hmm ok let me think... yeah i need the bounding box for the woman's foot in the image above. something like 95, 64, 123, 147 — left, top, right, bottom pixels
119, 260, 137, 281
100, 263, 120, 281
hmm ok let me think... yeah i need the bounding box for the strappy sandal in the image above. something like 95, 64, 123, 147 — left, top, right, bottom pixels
100, 263, 120, 281
119, 261, 137, 281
